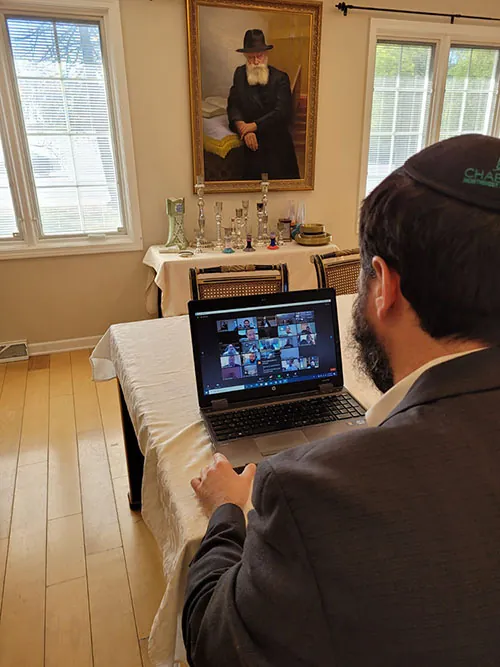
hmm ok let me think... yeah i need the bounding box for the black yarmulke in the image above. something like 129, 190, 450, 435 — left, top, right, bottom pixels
403, 134, 500, 212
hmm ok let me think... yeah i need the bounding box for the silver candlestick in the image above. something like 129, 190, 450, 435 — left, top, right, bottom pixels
194, 175, 212, 248
234, 208, 245, 250
256, 202, 265, 247
242, 199, 250, 237
261, 172, 269, 219
214, 201, 223, 251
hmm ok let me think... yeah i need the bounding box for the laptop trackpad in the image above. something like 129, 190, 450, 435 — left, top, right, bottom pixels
256, 429, 309, 457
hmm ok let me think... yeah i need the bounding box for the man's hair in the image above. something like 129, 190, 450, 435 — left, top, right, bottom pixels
359, 170, 500, 345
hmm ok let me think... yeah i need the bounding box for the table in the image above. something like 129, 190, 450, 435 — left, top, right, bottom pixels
90, 295, 380, 667
143, 242, 339, 317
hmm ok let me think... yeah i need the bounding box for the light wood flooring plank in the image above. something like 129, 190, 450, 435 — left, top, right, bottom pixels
0, 461, 47, 667
45, 576, 92, 667
114, 476, 164, 639
28, 355, 50, 371
47, 394, 81, 520
0, 407, 23, 539
96, 379, 127, 479
78, 430, 121, 555
0, 364, 6, 397
49, 352, 73, 398
0, 360, 28, 411
0, 365, 26, 539
18, 368, 49, 467
87, 547, 142, 667
0, 538, 7, 611
140, 637, 153, 667
47, 513, 85, 587
71, 350, 102, 433
71, 350, 122, 554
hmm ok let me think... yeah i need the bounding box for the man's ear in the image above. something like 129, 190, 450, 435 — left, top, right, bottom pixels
371, 256, 400, 321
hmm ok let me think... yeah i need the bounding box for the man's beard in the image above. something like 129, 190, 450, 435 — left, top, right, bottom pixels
352, 281, 395, 394
246, 63, 269, 86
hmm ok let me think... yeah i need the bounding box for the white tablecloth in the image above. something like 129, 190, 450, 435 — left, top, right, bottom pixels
90, 294, 380, 666
143, 243, 339, 317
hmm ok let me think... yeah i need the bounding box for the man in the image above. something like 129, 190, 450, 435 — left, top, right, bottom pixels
244, 352, 258, 367
227, 29, 300, 180
183, 135, 500, 666
224, 355, 240, 369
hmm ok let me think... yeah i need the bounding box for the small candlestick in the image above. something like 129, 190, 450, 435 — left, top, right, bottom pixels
244, 233, 256, 252
234, 208, 245, 250
242, 200, 250, 236
222, 227, 235, 254
267, 232, 279, 250
214, 201, 223, 251
256, 203, 265, 247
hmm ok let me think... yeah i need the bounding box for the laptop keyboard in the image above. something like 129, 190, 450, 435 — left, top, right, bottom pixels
208, 393, 365, 442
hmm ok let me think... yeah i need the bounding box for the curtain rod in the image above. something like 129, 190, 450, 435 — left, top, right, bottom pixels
335, 2, 500, 24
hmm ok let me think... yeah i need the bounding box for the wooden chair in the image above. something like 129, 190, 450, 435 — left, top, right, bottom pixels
189, 263, 289, 300
311, 248, 361, 295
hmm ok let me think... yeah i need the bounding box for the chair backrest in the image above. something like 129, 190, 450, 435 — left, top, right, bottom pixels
189, 263, 289, 301
311, 248, 361, 295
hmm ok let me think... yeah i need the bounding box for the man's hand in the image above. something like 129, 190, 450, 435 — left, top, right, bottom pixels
244, 132, 259, 152
191, 453, 257, 517
235, 121, 257, 138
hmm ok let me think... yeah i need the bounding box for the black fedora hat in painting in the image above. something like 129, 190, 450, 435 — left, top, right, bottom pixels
236, 29, 274, 53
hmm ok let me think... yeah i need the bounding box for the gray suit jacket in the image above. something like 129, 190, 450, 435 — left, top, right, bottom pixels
183, 347, 500, 666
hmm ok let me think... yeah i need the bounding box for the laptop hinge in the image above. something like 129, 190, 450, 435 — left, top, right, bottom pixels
211, 398, 229, 410
319, 383, 335, 394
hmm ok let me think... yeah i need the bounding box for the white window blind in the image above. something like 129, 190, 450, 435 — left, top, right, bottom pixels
366, 42, 434, 195
5, 17, 123, 237
440, 46, 500, 141
0, 135, 17, 238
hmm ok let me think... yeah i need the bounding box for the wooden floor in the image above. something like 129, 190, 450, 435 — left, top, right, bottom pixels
0, 351, 165, 667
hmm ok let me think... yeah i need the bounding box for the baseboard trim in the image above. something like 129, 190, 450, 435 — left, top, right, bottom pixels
29, 335, 101, 356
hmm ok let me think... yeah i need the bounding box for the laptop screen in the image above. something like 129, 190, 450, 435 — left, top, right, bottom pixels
189, 290, 343, 405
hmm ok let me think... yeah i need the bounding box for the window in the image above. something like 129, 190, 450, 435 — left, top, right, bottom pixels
362, 21, 500, 198
0, 1, 141, 259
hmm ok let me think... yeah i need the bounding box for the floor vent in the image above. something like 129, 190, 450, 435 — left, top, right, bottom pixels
0, 340, 29, 363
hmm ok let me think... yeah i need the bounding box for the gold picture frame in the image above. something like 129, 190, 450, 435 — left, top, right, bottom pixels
186, 0, 322, 193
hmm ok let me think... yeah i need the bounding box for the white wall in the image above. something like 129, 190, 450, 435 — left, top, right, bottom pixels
1, 0, 499, 344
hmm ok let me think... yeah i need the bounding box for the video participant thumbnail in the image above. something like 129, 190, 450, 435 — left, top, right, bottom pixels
221, 367, 243, 380
239, 328, 259, 342
298, 322, 316, 335
259, 337, 281, 351
282, 357, 300, 372
295, 311, 315, 323
219, 342, 241, 357
276, 313, 297, 326
278, 324, 297, 337
257, 316, 277, 328
237, 316, 258, 331
299, 333, 316, 346
300, 356, 319, 370
217, 319, 239, 332
279, 336, 298, 349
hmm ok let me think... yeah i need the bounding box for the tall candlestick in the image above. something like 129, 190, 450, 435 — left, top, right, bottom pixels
194, 175, 212, 248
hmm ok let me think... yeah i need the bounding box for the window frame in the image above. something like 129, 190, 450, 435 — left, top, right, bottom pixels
359, 19, 500, 221
0, 0, 142, 260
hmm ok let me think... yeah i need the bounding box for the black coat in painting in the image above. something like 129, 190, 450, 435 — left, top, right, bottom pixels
227, 65, 300, 180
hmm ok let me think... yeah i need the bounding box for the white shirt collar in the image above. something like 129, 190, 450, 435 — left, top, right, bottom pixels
365, 348, 487, 428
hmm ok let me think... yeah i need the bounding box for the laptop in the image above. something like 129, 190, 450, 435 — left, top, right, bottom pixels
188, 288, 367, 469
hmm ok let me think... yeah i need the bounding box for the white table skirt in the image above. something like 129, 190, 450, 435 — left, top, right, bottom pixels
143, 242, 339, 317
90, 294, 380, 666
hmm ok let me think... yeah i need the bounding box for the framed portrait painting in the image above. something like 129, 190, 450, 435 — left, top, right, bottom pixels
186, 0, 322, 192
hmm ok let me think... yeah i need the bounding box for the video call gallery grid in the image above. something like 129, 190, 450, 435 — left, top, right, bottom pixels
216, 311, 319, 382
